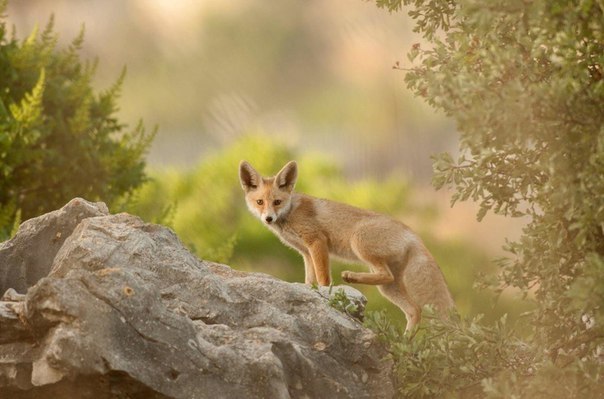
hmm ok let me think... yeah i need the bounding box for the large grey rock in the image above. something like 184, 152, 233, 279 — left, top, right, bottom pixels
0, 199, 394, 398
0, 198, 109, 294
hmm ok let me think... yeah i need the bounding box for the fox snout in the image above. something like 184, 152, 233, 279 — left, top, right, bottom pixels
262, 210, 277, 224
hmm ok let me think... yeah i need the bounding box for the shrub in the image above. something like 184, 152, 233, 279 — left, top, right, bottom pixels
0, 4, 154, 239
365, 309, 532, 398
374, 0, 604, 396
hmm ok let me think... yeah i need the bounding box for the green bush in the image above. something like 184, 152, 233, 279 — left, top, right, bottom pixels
366, 309, 532, 398
326, 287, 361, 320
0, 4, 154, 239
122, 134, 407, 265
374, 0, 604, 397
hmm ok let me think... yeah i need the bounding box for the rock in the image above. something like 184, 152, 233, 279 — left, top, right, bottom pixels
0, 198, 109, 295
0, 199, 394, 399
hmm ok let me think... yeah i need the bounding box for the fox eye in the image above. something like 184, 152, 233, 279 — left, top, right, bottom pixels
273, 200, 282, 206
256, 199, 264, 205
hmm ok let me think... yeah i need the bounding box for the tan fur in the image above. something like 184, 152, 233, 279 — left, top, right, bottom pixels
239, 160, 455, 332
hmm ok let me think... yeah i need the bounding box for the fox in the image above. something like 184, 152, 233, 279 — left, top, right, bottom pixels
239, 160, 455, 332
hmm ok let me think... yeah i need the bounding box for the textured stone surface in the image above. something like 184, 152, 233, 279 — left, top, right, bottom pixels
0, 199, 393, 399
0, 198, 109, 294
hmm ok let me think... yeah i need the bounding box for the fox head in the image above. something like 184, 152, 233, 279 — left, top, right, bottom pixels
239, 160, 298, 225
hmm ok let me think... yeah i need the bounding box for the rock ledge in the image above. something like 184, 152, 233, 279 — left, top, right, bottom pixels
0, 198, 393, 399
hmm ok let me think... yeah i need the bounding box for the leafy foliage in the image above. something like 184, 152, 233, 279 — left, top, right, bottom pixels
373, 0, 604, 397
327, 287, 361, 320
0, 4, 154, 239
366, 309, 532, 398
120, 135, 296, 264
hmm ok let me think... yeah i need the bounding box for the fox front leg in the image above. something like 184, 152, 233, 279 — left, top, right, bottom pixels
308, 240, 331, 286
302, 253, 317, 285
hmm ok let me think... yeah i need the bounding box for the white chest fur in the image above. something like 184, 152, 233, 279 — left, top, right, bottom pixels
268, 223, 309, 256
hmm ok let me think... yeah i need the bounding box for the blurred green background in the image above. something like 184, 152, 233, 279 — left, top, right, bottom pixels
5, 0, 527, 328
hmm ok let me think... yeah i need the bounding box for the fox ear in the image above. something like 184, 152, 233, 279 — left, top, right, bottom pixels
275, 161, 298, 192
239, 161, 261, 191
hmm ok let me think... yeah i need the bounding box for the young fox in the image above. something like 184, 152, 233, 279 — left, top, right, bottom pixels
239, 160, 455, 331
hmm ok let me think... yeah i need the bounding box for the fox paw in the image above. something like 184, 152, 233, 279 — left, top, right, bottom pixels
341, 271, 355, 283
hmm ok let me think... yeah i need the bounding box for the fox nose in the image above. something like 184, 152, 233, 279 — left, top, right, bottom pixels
265, 216, 273, 223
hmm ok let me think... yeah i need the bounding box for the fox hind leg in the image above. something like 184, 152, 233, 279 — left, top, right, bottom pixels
342, 264, 421, 332
342, 234, 421, 331
341, 245, 395, 285
341, 263, 394, 285
378, 282, 421, 333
